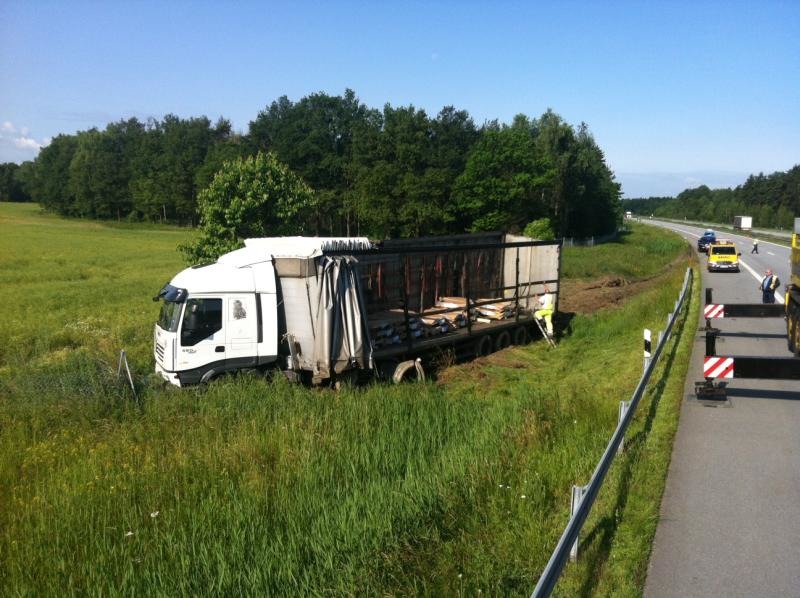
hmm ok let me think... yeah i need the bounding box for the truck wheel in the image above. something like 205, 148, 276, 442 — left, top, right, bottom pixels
392, 359, 425, 384
513, 326, 530, 346
494, 330, 511, 351
200, 369, 219, 384
474, 335, 492, 357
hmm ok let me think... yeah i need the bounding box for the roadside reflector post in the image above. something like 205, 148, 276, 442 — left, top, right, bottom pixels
617, 401, 631, 454
569, 484, 588, 562
643, 329, 652, 374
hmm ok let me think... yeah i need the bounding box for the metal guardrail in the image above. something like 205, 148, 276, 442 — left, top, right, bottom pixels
531, 267, 694, 597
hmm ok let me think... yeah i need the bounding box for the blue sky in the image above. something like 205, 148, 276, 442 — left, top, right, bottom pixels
1, 0, 798, 197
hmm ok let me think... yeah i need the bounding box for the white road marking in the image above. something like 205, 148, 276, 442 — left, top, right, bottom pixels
767, 251, 775, 256
738, 258, 784, 305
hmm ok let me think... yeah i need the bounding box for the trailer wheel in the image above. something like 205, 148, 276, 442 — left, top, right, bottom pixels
513, 326, 530, 346
474, 335, 492, 357
392, 359, 425, 384
494, 330, 511, 351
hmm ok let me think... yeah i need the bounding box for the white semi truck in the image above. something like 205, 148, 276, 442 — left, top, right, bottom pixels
733, 215, 752, 230
153, 232, 561, 386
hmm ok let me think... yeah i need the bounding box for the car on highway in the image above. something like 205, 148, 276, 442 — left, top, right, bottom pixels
707, 239, 741, 272
697, 230, 716, 252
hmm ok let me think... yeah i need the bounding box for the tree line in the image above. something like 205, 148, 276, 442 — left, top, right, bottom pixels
1, 89, 622, 239
624, 166, 800, 229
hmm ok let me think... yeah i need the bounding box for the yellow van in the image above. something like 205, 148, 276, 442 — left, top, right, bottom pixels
707, 240, 740, 272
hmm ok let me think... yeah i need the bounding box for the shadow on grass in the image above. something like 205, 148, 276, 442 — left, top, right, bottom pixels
575, 282, 692, 597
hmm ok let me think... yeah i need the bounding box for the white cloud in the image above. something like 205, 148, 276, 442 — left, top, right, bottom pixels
14, 136, 42, 150
0, 120, 47, 160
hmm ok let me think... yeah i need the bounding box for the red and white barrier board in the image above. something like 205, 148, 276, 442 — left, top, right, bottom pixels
704, 304, 724, 318
703, 356, 734, 379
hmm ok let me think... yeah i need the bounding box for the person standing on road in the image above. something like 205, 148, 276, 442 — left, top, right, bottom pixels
534, 284, 555, 338
760, 269, 779, 303
751, 237, 759, 254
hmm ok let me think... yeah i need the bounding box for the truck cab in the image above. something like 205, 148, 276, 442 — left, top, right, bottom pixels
707, 240, 741, 272
153, 255, 279, 386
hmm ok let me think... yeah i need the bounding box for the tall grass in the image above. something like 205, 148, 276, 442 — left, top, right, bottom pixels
1, 204, 695, 595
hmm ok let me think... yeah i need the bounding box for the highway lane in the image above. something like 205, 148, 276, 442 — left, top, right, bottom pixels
644, 220, 800, 597
651, 220, 792, 304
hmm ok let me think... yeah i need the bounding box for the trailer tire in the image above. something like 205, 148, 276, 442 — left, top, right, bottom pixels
513, 326, 530, 346
474, 335, 492, 357
494, 330, 511, 351
392, 359, 425, 384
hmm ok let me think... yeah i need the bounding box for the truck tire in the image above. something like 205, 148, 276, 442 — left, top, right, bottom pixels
200, 369, 219, 384
513, 326, 529, 346
474, 335, 492, 357
494, 330, 511, 351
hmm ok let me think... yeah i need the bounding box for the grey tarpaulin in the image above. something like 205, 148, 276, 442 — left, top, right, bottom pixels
313, 256, 373, 380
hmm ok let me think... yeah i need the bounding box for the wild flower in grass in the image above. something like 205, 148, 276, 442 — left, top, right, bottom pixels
150, 511, 159, 518
124, 531, 134, 538
520, 495, 527, 499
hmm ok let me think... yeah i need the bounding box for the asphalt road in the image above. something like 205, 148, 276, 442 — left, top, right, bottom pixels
644, 220, 800, 597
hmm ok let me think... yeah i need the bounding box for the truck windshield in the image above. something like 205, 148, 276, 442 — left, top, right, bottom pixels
713, 246, 736, 255
158, 301, 183, 332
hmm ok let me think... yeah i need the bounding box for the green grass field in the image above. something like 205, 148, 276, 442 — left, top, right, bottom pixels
0, 203, 697, 595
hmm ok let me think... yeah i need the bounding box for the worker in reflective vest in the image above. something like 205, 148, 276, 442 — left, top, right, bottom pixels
534, 284, 555, 338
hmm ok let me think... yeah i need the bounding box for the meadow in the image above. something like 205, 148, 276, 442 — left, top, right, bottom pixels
0, 203, 697, 596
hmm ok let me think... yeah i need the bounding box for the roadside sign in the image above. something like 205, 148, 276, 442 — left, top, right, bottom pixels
703, 356, 734, 379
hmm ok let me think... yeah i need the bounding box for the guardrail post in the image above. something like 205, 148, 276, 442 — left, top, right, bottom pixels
569, 484, 588, 562
617, 401, 631, 454
643, 329, 652, 374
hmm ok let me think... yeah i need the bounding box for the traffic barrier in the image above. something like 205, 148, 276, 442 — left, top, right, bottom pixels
703, 356, 734, 378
